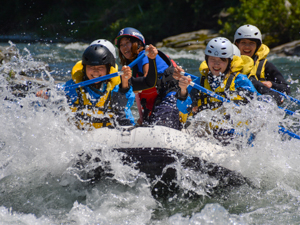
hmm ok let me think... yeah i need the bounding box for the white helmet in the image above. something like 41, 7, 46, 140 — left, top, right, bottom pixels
205, 37, 234, 59
90, 39, 117, 60
232, 44, 241, 57
234, 24, 262, 44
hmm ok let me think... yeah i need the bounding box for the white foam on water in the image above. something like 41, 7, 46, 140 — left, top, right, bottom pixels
159, 47, 205, 61
63, 42, 89, 51
0, 43, 300, 224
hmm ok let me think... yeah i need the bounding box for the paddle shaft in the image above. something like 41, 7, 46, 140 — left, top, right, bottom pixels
63, 71, 123, 91
135, 93, 143, 123
278, 126, 300, 140
64, 52, 147, 91
190, 82, 231, 103
271, 88, 300, 105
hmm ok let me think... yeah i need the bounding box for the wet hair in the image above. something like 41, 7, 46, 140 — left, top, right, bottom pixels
118, 36, 144, 66
105, 64, 111, 74
205, 55, 231, 75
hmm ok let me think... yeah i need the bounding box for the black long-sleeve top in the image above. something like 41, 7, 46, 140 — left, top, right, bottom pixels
250, 61, 290, 105
120, 58, 158, 92
263, 61, 290, 94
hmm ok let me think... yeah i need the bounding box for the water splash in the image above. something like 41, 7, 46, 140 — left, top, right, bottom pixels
0, 43, 300, 224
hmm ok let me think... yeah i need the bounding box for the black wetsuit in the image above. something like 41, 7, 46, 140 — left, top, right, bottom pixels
250, 61, 290, 105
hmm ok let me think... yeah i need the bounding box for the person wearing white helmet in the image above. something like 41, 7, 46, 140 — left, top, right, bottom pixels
232, 44, 241, 57
173, 37, 258, 144
234, 24, 262, 57
234, 24, 290, 104
174, 37, 257, 109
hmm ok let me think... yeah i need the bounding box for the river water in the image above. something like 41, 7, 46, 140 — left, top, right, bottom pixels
0, 41, 300, 224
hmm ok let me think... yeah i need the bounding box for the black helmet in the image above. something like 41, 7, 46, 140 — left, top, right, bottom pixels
82, 44, 115, 66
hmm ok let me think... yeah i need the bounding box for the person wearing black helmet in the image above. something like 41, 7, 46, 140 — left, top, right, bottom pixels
37, 43, 135, 129
115, 27, 181, 130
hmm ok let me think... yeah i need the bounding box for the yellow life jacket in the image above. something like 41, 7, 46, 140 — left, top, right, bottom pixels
197, 56, 249, 110
249, 44, 269, 81
236, 55, 254, 75
198, 71, 243, 110
199, 55, 254, 77
180, 56, 250, 123
71, 60, 119, 83
70, 61, 121, 129
194, 57, 250, 129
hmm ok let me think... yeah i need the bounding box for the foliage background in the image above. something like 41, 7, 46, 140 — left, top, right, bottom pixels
0, 0, 299, 47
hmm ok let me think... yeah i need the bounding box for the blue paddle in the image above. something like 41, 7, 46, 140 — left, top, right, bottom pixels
271, 88, 300, 105
63, 52, 147, 92
189, 81, 231, 103
180, 72, 300, 140
278, 126, 300, 140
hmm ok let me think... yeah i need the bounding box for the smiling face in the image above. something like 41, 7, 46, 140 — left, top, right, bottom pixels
86, 65, 108, 82
207, 56, 229, 76
119, 37, 134, 60
236, 39, 257, 57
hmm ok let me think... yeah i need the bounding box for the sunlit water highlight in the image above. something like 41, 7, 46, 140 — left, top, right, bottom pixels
0, 41, 300, 224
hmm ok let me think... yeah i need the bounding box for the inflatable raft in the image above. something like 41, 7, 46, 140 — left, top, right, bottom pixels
76, 125, 250, 194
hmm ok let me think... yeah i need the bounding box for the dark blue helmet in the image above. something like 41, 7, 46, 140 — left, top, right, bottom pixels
82, 44, 115, 66
114, 27, 145, 48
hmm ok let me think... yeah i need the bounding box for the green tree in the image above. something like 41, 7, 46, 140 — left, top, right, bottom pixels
0, 0, 239, 44
219, 0, 300, 47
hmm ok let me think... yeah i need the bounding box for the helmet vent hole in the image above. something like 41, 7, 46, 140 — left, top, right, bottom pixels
210, 45, 214, 48
254, 32, 258, 36
102, 56, 107, 61
221, 47, 226, 50
208, 50, 212, 54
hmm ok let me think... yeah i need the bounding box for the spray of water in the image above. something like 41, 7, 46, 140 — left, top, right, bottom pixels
0, 43, 300, 224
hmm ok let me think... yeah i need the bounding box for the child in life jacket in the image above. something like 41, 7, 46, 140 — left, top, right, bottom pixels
37, 43, 135, 129
234, 24, 290, 105
89, 39, 118, 70
173, 37, 258, 144
115, 27, 182, 130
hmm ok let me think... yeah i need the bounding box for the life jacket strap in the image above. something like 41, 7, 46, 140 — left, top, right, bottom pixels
256, 59, 266, 81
